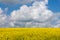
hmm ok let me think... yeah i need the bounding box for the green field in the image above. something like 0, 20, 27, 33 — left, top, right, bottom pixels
0, 28, 60, 40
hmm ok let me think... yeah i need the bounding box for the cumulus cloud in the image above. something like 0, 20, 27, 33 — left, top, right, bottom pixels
0, 8, 7, 27
0, 0, 60, 28
10, 0, 53, 27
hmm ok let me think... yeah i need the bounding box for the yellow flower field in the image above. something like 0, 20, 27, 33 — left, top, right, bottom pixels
0, 28, 60, 40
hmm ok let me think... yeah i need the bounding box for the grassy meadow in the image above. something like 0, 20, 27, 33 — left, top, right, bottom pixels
0, 28, 60, 40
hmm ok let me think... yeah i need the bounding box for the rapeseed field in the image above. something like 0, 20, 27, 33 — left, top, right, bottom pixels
0, 28, 60, 40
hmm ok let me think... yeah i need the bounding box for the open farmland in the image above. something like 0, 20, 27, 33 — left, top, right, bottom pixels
0, 28, 60, 40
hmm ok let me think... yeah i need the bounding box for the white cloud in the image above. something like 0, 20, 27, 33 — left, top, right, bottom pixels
0, 8, 7, 27
10, 0, 53, 27
0, 8, 3, 14
0, 0, 60, 28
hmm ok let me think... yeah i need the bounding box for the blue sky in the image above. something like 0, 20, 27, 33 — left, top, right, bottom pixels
48, 0, 60, 12
0, 0, 60, 27
0, 0, 60, 14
